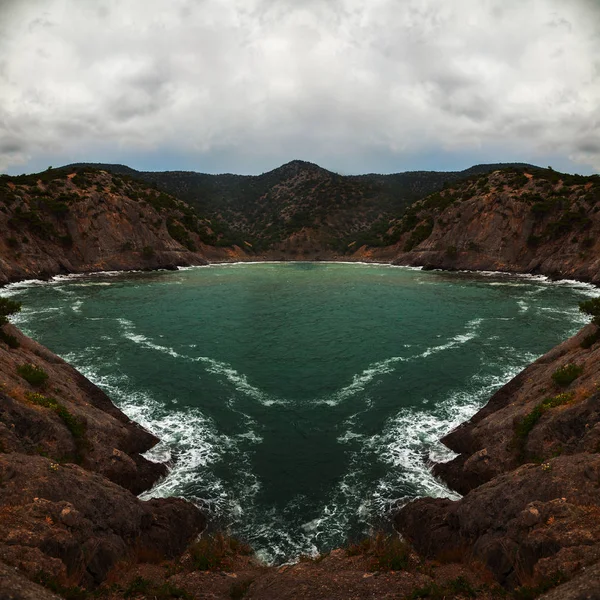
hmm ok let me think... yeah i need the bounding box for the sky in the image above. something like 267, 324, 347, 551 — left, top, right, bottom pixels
1, 0, 599, 176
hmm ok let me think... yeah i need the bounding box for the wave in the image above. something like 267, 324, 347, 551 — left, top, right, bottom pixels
315, 318, 483, 407
117, 318, 286, 407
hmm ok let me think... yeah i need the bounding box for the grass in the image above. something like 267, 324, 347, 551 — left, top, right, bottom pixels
551, 363, 583, 387
17, 363, 49, 386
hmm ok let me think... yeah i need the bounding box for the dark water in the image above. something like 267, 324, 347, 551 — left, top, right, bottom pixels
6, 263, 595, 563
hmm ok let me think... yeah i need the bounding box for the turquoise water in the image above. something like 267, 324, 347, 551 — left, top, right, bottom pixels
5, 263, 596, 563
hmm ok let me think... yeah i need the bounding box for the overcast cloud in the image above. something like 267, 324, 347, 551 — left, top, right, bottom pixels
1, 0, 599, 175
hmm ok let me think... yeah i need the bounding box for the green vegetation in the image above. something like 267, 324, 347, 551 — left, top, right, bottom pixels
581, 330, 600, 349
167, 217, 196, 251
514, 392, 574, 441
27, 392, 87, 441
404, 219, 434, 251
0, 297, 21, 324
142, 245, 155, 259
551, 363, 583, 386
188, 534, 252, 571
0, 330, 19, 348
17, 363, 49, 387
580, 297, 600, 326
346, 533, 411, 571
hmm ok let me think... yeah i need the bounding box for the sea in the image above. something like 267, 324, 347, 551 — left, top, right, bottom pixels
4, 262, 597, 563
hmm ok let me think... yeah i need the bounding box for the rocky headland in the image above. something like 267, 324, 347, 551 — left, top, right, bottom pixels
1, 162, 600, 598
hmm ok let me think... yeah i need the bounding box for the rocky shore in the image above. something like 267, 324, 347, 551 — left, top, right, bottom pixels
2, 164, 600, 598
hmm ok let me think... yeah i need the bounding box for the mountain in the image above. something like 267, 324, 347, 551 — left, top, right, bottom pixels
357, 166, 600, 283
0, 166, 237, 284
61, 160, 537, 253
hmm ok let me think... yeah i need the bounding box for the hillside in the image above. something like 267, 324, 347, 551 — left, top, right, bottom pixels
357, 167, 600, 282
62, 160, 535, 254
0, 167, 241, 285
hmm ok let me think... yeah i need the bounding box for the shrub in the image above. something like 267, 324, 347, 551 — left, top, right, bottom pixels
551, 363, 583, 387
581, 329, 600, 349
346, 533, 411, 571
580, 297, 600, 326
514, 393, 574, 441
404, 219, 434, 251
142, 246, 155, 259
0, 329, 19, 348
188, 534, 252, 572
0, 296, 21, 324
27, 393, 88, 459
17, 363, 49, 387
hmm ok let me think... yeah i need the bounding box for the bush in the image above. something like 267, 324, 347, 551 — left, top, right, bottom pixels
581, 329, 600, 349
551, 363, 583, 387
142, 246, 155, 259
17, 363, 49, 387
0, 296, 21, 325
404, 219, 433, 251
0, 329, 19, 348
514, 393, 574, 441
27, 393, 88, 460
580, 297, 600, 326
346, 533, 411, 571
189, 534, 252, 572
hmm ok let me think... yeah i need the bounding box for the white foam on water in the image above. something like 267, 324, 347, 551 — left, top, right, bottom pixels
316, 318, 483, 407
117, 318, 286, 407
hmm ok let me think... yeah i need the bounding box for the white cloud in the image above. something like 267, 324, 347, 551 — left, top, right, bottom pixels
0, 0, 599, 173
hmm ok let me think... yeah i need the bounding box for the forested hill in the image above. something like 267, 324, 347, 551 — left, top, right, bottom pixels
61, 160, 535, 252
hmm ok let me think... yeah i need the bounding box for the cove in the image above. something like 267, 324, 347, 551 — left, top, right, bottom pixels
6, 262, 596, 563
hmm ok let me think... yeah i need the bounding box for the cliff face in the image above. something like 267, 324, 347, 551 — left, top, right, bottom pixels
0, 168, 244, 285
358, 168, 600, 282
397, 323, 600, 594
62, 160, 535, 254
0, 324, 205, 588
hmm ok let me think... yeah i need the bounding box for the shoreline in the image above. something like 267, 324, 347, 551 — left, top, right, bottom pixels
3, 257, 598, 295
3, 257, 600, 595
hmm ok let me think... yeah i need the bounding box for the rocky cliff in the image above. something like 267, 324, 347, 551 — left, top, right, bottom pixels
358, 167, 600, 282
0, 167, 243, 285
0, 323, 205, 592
396, 321, 600, 597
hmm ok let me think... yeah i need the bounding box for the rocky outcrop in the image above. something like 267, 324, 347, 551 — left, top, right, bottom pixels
0, 324, 205, 588
397, 322, 600, 590
359, 168, 600, 283
0, 168, 243, 285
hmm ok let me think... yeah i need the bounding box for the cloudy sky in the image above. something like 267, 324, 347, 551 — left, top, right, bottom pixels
1, 0, 599, 176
